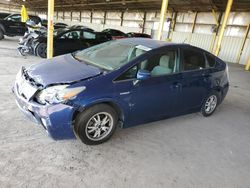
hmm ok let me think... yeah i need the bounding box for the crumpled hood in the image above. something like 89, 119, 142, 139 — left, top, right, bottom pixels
26, 54, 102, 87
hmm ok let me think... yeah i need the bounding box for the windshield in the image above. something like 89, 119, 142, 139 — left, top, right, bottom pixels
74, 40, 150, 71
54, 28, 68, 36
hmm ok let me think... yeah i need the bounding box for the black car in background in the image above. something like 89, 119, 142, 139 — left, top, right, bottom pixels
69, 25, 94, 32
41, 19, 68, 29
127, 32, 151, 38
101, 28, 128, 39
0, 12, 10, 19
0, 14, 41, 40
34, 28, 111, 58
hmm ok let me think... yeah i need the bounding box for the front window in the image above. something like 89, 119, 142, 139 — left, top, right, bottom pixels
116, 49, 178, 81
6, 14, 21, 22
74, 40, 150, 71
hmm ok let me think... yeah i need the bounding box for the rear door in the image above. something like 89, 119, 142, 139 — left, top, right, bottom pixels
5, 14, 25, 35
176, 47, 211, 113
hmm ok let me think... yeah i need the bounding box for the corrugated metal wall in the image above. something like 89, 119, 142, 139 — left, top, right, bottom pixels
219, 36, 243, 63
171, 32, 190, 43
239, 39, 250, 65
189, 33, 213, 52
50, 10, 250, 65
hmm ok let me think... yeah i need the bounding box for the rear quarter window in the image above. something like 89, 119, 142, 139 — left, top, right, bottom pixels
206, 53, 216, 68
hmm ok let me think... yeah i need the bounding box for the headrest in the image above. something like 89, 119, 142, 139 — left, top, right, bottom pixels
135, 48, 144, 57
160, 55, 170, 67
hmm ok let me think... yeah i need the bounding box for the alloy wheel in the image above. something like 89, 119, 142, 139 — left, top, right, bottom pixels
204, 95, 217, 114
85, 112, 114, 141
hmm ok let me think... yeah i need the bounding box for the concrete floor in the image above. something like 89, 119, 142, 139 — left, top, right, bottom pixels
0, 37, 250, 188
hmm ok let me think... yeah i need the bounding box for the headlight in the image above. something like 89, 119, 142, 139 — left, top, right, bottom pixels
36, 85, 86, 105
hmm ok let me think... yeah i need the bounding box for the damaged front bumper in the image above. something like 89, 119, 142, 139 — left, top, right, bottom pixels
12, 83, 77, 140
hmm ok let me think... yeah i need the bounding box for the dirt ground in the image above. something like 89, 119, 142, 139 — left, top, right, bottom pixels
0, 37, 250, 188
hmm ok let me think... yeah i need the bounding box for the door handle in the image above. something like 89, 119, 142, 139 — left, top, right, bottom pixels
202, 73, 210, 77
171, 82, 182, 90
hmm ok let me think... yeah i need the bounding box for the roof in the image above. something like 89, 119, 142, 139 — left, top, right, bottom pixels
116, 38, 175, 49
2, 0, 250, 12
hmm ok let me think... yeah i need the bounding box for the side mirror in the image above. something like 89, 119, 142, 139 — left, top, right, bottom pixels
136, 69, 151, 80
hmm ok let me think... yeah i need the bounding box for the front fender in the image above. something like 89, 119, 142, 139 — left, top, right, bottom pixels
72, 97, 129, 126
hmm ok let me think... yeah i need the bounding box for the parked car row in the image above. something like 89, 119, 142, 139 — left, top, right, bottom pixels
15, 20, 152, 59
0, 13, 68, 40
0, 13, 152, 58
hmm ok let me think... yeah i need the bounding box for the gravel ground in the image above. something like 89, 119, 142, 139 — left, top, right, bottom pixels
0, 37, 250, 188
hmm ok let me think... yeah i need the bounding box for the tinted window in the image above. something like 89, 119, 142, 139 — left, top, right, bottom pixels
116, 50, 178, 80
182, 49, 206, 71
7, 14, 21, 22
29, 16, 41, 24
206, 53, 216, 67
60, 30, 80, 39
83, 31, 95, 39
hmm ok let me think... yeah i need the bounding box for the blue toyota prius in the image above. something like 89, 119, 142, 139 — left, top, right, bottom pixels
13, 38, 229, 145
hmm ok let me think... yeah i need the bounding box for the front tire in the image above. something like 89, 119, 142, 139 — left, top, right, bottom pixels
74, 104, 118, 145
35, 43, 47, 58
201, 92, 219, 117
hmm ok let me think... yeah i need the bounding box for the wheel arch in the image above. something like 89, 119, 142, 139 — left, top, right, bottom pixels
211, 86, 223, 103
72, 99, 125, 128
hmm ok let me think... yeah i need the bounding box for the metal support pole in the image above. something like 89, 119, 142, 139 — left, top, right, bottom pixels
188, 12, 198, 43
120, 12, 124, 26
210, 10, 222, 53
70, 11, 73, 21
47, 0, 54, 59
157, 0, 169, 40
214, 0, 233, 56
236, 23, 250, 63
191, 12, 198, 33
142, 12, 147, 33
168, 12, 177, 41
90, 11, 93, 23
104, 11, 107, 25
246, 54, 250, 71
79, 11, 82, 22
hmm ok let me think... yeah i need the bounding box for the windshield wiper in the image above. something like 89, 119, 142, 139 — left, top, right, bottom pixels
71, 53, 113, 71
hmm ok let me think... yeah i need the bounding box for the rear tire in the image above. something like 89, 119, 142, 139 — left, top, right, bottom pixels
0, 29, 4, 40
35, 43, 47, 58
201, 91, 219, 117
74, 104, 118, 145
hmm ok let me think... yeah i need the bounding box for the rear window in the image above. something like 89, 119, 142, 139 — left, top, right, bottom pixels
182, 49, 206, 71
206, 53, 216, 67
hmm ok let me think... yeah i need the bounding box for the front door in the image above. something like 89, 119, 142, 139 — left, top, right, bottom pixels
5, 14, 25, 35
114, 47, 182, 127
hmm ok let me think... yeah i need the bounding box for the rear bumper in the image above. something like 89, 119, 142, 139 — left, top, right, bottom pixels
221, 83, 229, 103
13, 85, 76, 140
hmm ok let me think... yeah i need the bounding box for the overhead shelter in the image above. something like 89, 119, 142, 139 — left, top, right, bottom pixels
5, 0, 250, 12
2, 0, 250, 69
